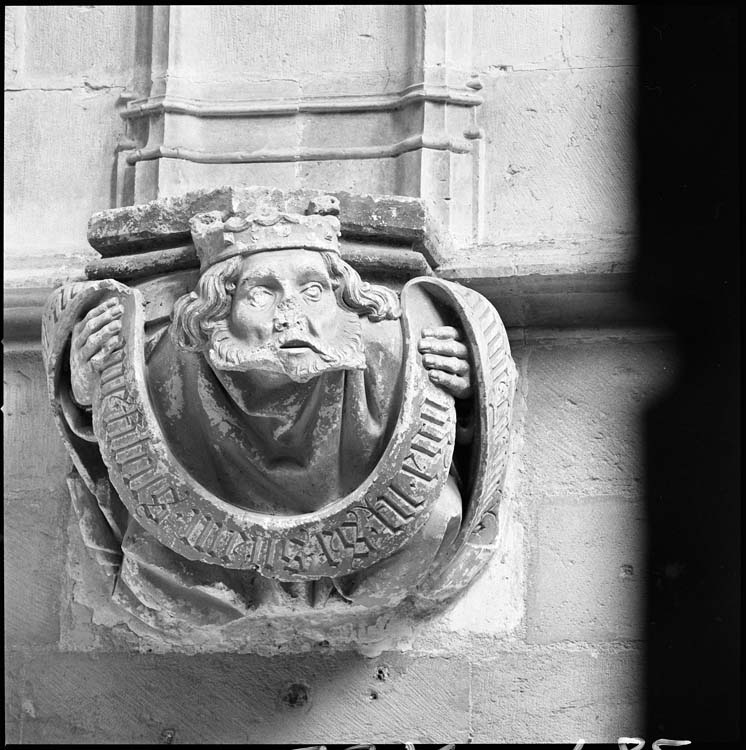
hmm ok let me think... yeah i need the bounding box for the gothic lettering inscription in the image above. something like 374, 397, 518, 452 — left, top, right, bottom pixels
91, 285, 455, 581
452, 285, 514, 545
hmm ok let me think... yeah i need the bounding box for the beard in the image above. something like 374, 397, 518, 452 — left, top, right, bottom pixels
206, 309, 366, 384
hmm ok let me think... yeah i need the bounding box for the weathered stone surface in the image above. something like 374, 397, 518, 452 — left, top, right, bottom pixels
4, 7, 22, 89
527, 495, 647, 644
142, 161, 297, 208
87, 186, 434, 260
4, 650, 25, 738
454, 271, 640, 329
86, 186, 234, 255
11, 6, 138, 88
9, 643, 646, 743
417, 500, 526, 641
4, 485, 69, 648
522, 340, 677, 497
477, 67, 636, 244
4, 88, 127, 260
297, 155, 413, 202
473, 5, 565, 70
85, 245, 199, 281
3, 288, 55, 346
3, 719, 21, 745
16, 651, 470, 744
3, 351, 72, 493
472, 5, 636, 71
4, 352, 72, 646
84, 241, 432, 284
438, 236, 642, 328
562, 5, 637, 67
169, 6, 416, 93
471, 647, 644, 742
339, 241, 433, 279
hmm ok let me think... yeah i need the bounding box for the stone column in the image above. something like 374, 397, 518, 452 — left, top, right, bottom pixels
118, 5, 483, 266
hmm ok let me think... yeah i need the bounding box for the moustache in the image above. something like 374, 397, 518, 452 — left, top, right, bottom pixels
276, 333, 343, 362
207, 314, 366, 378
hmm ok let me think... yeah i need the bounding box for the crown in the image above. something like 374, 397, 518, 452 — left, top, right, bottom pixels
189, 196, 341, 271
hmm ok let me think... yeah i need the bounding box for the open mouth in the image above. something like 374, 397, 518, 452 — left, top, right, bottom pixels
279, 339, 317, 353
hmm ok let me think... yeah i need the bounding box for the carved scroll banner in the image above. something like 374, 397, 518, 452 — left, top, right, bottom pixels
45, 279, 457, 582
412, 279, 518, 598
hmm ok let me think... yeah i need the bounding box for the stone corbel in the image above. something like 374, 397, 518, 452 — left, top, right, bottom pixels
42, 187, 518, 654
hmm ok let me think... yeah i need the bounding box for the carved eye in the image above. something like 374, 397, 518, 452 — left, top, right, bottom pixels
302, 283, 323, 302
248, 286, 274, 309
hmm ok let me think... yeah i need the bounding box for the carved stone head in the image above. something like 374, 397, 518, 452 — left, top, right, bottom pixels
170, 203, 401, 383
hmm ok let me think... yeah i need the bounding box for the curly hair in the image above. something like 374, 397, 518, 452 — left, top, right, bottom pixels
171, 252, 401, 352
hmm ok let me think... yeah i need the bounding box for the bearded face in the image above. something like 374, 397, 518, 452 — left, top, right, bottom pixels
207, 249, 366, 383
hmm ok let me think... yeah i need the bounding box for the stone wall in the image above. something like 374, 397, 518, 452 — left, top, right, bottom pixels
4, 5, 638, 285
5, 332, 672, 743
4, 5, 661, 744
4, 6, 138, 282
474, 5, 636, 244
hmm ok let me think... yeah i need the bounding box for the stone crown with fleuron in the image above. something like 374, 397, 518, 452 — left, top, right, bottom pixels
189, 206, 341, 271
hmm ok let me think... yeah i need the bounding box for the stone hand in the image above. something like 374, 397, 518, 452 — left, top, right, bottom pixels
70, 298, 123, 406
418, 326, 473, 400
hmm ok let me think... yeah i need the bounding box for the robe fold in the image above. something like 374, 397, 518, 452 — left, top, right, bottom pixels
146, 317, 404, 515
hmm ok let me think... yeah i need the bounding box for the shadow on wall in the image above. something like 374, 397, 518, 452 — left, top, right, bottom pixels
635, 6, 740, 743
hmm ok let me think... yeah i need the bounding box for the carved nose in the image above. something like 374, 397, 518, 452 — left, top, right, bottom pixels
273, 298, 304, 332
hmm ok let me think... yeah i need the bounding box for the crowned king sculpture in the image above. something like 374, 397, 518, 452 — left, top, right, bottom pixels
42, 189, 517, 647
